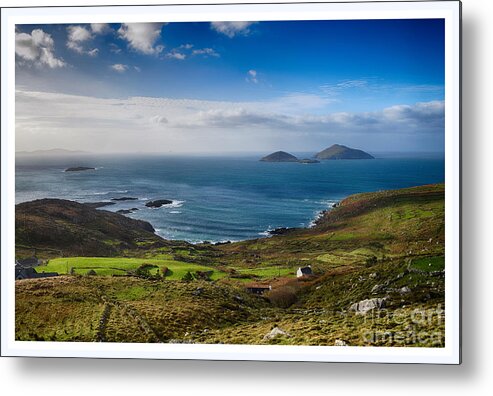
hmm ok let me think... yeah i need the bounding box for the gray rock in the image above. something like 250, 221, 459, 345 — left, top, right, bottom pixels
263, 327, 291, 341
349, 298, 387, 314
399, 286, 411, 294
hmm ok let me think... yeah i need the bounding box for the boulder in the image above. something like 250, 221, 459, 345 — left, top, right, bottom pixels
263, 327, 291, 341
349, 297, 387, 314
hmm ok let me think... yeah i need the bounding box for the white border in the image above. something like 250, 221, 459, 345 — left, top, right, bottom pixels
0, 1, 461, 364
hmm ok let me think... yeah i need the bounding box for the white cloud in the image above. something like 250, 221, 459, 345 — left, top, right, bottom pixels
134, 66, 141, 72
15, 88, 444, 154
118, 23, 165, 55
15, 29, 65, 68
110, 63, 128, 72
87, 48, 99, 57
192, 48, 219, 58
166, 51, 186, 60
166, 46, 219, 60
66, 25, 100, 56
211, 21, 256, 38
246, 69, 258, 84
91, 23, 111, 34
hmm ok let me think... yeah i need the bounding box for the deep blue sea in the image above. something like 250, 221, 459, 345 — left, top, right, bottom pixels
15, 153, 445, 243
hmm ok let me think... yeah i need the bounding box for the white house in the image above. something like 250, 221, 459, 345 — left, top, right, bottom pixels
297, 265, 313, 278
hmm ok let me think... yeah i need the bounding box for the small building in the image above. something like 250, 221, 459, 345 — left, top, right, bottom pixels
15, 262, 58, 280
245, 285, 272, 295
297, 265, 313, 278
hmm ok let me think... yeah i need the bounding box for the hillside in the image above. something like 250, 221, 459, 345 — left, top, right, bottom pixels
260, 151, 299, 162
15, 199, 168, 257
315, 144, 374, 160
15, 184, 445, 346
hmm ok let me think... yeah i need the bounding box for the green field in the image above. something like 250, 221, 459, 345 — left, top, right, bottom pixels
42, 257, 226, 280
16, 184, 446, 346
410, 256, 445, 272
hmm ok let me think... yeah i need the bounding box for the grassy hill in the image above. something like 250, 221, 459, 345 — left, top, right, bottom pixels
15, 198, 174, 257
15, 183, 445, 346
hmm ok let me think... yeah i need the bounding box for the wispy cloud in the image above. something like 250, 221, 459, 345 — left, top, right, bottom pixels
66, 25, 99, 56
15, 29, 66, 68
90, 23, 112, 35
117, 23, 165, 55
191, 48, 219, 58
15, 89, 444, 153
211, 21, 256, 38
166, 51, 186, 60
110, 63, 128, 72
246, 70, 258, 84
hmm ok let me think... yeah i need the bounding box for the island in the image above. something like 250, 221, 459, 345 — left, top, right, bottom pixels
315, 144, 374, 160
111, 197, 138, 201
298, 158, 320, 164
64, 166, 96, 172
260, 151, 299, 162
145, 199, 173, 208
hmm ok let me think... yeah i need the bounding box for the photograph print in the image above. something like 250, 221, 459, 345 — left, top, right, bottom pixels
2, 1, 461, 363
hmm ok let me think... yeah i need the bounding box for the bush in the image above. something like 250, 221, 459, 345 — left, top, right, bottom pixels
181, 271, 195, 282
161, 266, 169, 277
266, 286, 297, 308
365, 256, 378, 267
135, 263, 158, 278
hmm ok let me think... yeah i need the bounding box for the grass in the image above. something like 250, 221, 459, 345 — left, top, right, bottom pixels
15, 183, 446, 346
410, 256, 445, 272
42, 257, 226, 280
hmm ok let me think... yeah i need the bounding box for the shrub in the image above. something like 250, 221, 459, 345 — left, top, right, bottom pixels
266, 286, 297, 308
365, 256, 378, 267
181, 271, 195, 282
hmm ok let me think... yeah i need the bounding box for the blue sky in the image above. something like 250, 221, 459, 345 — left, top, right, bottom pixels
15, 19, 445, 153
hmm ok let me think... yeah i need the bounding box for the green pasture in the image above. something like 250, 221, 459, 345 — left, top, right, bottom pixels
42, 257, 226, 280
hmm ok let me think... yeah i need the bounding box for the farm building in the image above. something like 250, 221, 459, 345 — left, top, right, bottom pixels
296, 266, 313, 278
15, 261, 58, 280
245, 284, 272, 295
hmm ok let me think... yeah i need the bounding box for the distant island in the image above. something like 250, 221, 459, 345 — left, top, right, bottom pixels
260, 151, 299, 162
315, 144, 374, 160
64, 167, 95, 172
260, 151, 319, 164
260, 145, 373, 163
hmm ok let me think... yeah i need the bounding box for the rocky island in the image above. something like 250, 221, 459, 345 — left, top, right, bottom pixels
315, 144, 374, 160
146, 199, 173, 208
111, 197, 138, 201
260, 151, 299, 162
64, 166, 96, 172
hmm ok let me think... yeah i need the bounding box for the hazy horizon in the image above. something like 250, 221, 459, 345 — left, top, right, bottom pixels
15, 19, 445, 153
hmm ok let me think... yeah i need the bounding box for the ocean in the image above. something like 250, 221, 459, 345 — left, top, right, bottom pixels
15, 153, 445, 243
